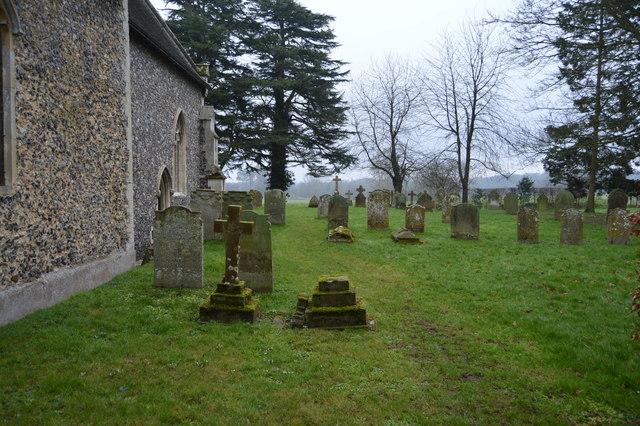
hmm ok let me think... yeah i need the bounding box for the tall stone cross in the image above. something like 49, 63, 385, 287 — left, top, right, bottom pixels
332, 175, 342, 194
356, 185, 365, 195
345, 190, 353, 200
408, 190, 416, 204
213, 205, 255, 284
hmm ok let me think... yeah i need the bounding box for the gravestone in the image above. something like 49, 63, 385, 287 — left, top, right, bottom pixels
405, 204, 425, 233
291, 275, 367, 329
317, 194, 331, 218
249, 189, 263, 208
408, 190, 417, 205
503, 192, 518, 215
265, 189, 286, 224
200, 205, 259, 323
355, 185, 366, 208
222, 191, 254, 217
435, 188, 446, 207
308, 195, 319, 208
451, 203, 479, 240
607, 208, 631, 245
394, 192, 407, 209
517, 206, 539, 244
345, 190, 354, 206
560, 208, 583, 245
537, 194, 549, 211
190, 189, 223, 241
381, 189, 393, 206
332, 175, 342, 194
368, 190, 389, 230
327, 226, 356, 243
391, 228, 424, 244
487, 190, 500, 210
607, 189, 628, 216
555, 190, 575, 220
328, 194, 349, 229
153, 206, 203, 288
240, 210, 273, 292
417, 192, 434, 212
441, 195, 453, 223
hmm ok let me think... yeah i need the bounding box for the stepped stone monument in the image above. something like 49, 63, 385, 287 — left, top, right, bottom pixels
291, 275, 367, 329
265, 189, 286, 225
405, 204, 425, 233
560, 208, 583, 245
517, 206, 539, 244
240, 211, 273, 292
200, 205, 259, 323
451, 203, 479, 240
368, 190, 389, 230
190, 189, 223, 241
153, 206, 203, 288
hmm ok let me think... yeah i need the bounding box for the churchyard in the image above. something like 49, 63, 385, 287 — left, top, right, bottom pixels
1, 202, 639, 423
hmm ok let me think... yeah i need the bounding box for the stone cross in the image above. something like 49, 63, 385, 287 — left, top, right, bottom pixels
332, 175, 342, 194
356, 185, 365, 194
213, 205, 255, 284
408, 190, 416, 204
345, 190, 353, 200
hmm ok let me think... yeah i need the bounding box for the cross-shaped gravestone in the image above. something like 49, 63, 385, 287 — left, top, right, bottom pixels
408, 190, 416, 204
356, 185, 365, 195
213, 205, 255, 284
332, 175, 342, 194
345, 190, 353, 200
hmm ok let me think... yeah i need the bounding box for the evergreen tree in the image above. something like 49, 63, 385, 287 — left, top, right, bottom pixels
516, 176, 535, 203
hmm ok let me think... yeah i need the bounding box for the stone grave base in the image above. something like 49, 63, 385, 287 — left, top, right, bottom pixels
391, 228, 424, 244
199, 281, 260, 324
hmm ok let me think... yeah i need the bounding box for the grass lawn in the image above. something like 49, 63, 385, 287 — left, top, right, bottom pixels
1, 203, 639, 424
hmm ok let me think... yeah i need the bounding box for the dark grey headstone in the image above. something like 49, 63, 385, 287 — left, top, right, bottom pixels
451, 203, 479, 240
417, 192, 434, 211
240, 211, 273, 292
560, 208, 583, 245
607, 189, 628, 215
503, 192, 518, 215
328, 195, 349, 229
265, 189, 286, 224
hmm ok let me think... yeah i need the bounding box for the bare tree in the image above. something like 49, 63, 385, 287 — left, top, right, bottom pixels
420, 20, 514, 203
414, 157, 461, 196
349, 55, 429, 193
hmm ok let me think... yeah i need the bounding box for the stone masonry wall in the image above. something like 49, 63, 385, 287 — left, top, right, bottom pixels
130, 35, 203, 258
0, 1, 130, 287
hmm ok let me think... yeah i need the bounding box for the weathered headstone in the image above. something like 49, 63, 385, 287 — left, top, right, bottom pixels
451, 203, 479, 240
503, 192, 518, 215
441, 195, 453, 223
487, 190, 500, 210
222, 191, 254, 217
555, 190, 575, 220
153, 206, 203, 288
417, 192, 434, 212
394, 192, 407, 209
327, 226, 356, 243
317, 194, 331, 218
536, 194, 549, 211
435, 188, 446, 207
368, 190, 389, 230
308, 195, 319, 208
381, 189, 393, 206
405, 204, 425, 233
190, 189, 223, 241
607, 208, 631, 245
517, 206, 539, 244
332, 175, 342, 194
291, 275, 367, 329
355, 186, 366, 208
249, 189, 263, 208
391, 228, 424, 244
560, 208, 583, 245
607, 189, 628, 216
200, 205, 259, 323
328, 194, 349, 229
345, 190, 354, 206
240, 211, 273, 292
265, 189, 286, 225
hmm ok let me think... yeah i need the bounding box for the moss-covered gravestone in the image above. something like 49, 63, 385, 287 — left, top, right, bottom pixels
391, 228, 424, 244
265, 189, 286, 225
200, 205, 259, 323
317, 194, 331, 218
291, 275, 367, 329
355, 185, 366, 208
249, 189, 263, 208
405, 204, 425, 233
153, 206, 203, 288
451, 203, 479, 240
417, 192, 433, 212
308, 195, 319, 208
560, 208, 583, 245
517, 206, 539, 244
222, 191, 254, 216
328, 194, 349, 229
536, 194, 549, 211
503, 192, 518, 215
368, 190, 389, 230
394, 192, 407, 209
189, 189, 223, 241
554, 190, 575, 220
327, 226, 356, 243
239, 210, 273, 292
487, 190, 500, 210
607, 189, 628, 216
607, 208, 631, 245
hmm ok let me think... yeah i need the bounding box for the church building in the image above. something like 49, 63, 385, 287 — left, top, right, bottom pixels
0, 0, 218, 324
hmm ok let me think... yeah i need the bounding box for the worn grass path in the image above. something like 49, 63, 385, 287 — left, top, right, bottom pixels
1, 203, 639, 424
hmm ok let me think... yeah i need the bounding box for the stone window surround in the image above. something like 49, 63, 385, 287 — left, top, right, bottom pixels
172, 109, 187, 196
0, 0, 18, 197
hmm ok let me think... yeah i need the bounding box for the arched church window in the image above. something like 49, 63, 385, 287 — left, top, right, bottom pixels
0, 1, 17, 196
173, 111, 187, 194
158, 167, 172, 211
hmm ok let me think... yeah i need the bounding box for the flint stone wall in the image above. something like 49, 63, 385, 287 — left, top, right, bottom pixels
130, 35, 204, 259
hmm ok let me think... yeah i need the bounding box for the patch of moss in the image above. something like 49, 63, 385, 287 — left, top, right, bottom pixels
200, 298, 259, 312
